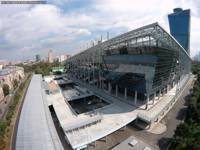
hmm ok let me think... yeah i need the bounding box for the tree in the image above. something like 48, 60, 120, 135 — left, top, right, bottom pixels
169, 62, 200, 149
2, 84, 9, 96
35, 66, 43, 74
19, 75, 22, 80
13, 79, 18, 89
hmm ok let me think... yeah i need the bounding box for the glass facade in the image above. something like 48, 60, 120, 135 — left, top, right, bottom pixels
168, 8, 190, 55
66, 23, 191, 101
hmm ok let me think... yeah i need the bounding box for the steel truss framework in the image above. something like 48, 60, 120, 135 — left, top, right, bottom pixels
66, 22, 191, 101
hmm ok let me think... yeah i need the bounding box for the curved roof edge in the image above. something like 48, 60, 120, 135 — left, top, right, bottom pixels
67, 22, 191, 61
156, 22, 191, 60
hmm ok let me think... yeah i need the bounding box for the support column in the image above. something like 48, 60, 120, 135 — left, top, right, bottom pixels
108, 82, 111, 94
91, 141, 96, 147
165, 86, 168, 94
145, 94, 149, 110
164, 87, 166, 94
102, 80, 104, 89
167, 84, 170, 92
115, 85, 118, 97
83, 68, 85, 82
178, 80, 180, 91
96, 78, 99, 88
124, 88, 127, 99
99, 77, 101, 89
134, 91, 137, 105
153, 93, 156, 104
176, 81, 179, 94
158, 89, 161, 100
92, 55, 95, 86
148, 122, 152, 129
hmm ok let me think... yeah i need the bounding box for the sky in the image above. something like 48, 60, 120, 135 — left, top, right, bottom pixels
0, 0, 200, 61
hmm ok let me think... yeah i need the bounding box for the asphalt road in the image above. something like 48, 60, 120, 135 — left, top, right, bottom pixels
126, 77, 194, 150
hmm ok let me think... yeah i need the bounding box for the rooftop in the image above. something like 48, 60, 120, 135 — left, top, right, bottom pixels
45, 78, 138, 149
15, 75, 63, 150
43, 73, 192, 149
48, 81, 59, 92
0, 66, 23, 76
111, 135, 153, 150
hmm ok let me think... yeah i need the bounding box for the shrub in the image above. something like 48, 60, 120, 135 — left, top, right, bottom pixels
2, 84, 9, 96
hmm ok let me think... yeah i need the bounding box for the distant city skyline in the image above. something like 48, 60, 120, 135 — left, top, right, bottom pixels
194, 51, 200, 61
0, 0, 200, 61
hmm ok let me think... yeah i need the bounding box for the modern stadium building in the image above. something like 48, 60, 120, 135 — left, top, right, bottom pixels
42, 8, 192, 149
66, 9, 191, 109
15, 8, 193, 150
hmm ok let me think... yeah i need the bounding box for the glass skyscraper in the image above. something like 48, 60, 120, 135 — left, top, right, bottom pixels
168, 8, 190, 55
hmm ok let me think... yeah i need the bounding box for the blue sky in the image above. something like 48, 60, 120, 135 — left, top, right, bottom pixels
0, 0, 200, 61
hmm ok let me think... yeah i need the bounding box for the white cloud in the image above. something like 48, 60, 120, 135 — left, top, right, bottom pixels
93, 0, 200, 57
0, 4, 93, 60
0, 0, 199, 61
190, 16, 200, 56
76, 29, 91, 35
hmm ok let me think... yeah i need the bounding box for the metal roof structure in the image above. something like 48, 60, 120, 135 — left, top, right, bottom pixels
15, 75, 64, 150
67, 22, 190, 64
65, 22, 191, 96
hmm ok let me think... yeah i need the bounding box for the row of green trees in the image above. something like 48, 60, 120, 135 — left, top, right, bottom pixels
169, 61, 200, 150
0, 74, 31, 137
2, 84, 9, 97
18, 61, 62, 76
2, 79, 19, 97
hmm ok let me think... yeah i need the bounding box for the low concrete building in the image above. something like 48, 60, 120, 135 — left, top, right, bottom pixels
47, 81, 60, 94
112, 136, 153, 150
0, 64, 3, 70
0, 66, 24, 89
0, 85, 4, 101
48, 50, 54, 63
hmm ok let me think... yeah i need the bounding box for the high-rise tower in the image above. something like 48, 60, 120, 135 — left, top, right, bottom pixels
48, 50, 54, 63
35, 54, 41, 62
168, 8, 190, 55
